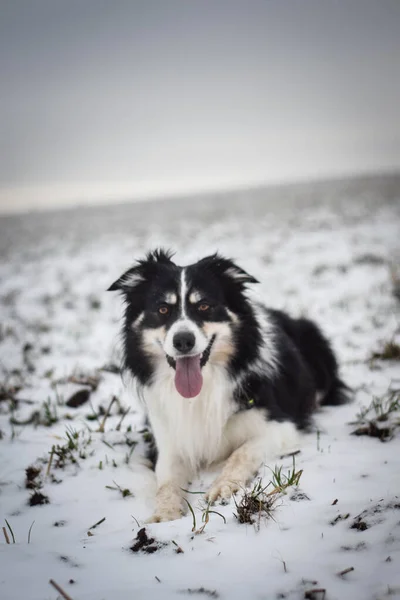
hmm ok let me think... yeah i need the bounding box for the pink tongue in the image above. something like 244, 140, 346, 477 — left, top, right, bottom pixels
175, 355, 203, 398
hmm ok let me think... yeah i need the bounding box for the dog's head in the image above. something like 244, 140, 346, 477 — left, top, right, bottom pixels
108, 249, 258, 398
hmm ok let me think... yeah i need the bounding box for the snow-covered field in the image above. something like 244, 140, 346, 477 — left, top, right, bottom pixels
1, 174, 400, 600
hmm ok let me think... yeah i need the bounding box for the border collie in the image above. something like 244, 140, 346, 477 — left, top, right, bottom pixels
109, 249, 348, 522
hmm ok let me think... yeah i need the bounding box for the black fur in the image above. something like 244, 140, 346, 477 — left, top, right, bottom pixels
234, 308, 349, 429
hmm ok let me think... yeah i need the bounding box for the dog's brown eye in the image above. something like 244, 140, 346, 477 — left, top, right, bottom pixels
159, 306, 169, 315
198, 303, 210, 312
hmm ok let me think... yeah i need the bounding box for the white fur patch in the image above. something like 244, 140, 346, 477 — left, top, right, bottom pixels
144, 361, 236, 472
142, 326, 166, 358
132, 312, 144, 327
203, 321, 235, 364
164, 292, 177, 304
121, 272, 143, 288
225, 266, 250, 282
226, 308, 239, 323
189, 291, 202, 303
234, 303, 279, 390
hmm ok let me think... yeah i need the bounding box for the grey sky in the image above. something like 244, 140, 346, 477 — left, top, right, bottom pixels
1, 0, 399, 211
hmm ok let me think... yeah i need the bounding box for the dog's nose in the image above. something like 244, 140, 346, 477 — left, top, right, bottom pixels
173, 331, 196, 354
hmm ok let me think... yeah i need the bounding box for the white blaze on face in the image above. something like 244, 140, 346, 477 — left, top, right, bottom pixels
180, 268, 188, 318
162, 267, 210, 399
163, 268, 208, 359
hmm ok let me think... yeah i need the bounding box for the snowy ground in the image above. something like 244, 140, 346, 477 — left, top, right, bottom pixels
1, 173, 400, 600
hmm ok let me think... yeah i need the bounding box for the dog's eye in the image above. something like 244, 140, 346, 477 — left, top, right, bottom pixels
158, 306, 169, 315
198, 303, 210, 312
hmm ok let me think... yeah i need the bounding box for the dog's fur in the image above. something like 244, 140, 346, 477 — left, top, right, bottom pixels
109, 249, 348, 522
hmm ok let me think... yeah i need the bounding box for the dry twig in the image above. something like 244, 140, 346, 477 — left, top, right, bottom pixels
2, 527, 10, 544
337, 566, 354, 577
49, 579, 74, 600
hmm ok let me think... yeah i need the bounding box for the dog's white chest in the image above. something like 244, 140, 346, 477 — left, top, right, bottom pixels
145, 363, 235, 469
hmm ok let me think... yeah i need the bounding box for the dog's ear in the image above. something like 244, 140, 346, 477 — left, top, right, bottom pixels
107, 248, 175, 292
198, 253, 259, 286
224, 264, 259, 285
107, 265, 145, 292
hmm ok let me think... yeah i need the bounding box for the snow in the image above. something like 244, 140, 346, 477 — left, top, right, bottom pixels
1, 174, 400, 600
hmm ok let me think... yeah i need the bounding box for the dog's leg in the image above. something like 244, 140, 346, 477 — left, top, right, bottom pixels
207, 419, 299, 503
147, 451, 190, 523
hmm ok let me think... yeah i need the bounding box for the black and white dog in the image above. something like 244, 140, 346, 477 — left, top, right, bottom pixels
109, 249, 348, 522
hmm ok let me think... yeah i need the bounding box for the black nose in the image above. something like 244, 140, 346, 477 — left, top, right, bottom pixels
173, 331, 196, 354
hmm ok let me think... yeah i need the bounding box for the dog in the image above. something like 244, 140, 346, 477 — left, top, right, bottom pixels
108, 249, 348, 522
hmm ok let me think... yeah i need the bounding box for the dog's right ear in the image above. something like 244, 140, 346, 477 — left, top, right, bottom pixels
107, 266, 145, 292
107, 248, 175, 292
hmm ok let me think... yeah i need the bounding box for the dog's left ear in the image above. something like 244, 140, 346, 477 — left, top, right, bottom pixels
224, 263, 259, 285
199, 254, 259, 286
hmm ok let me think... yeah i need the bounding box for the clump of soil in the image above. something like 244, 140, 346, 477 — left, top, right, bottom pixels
130, 527, 165, 554
65, 388, 91, 408
29, 491, 50, 506
25, 465, 42, 489
352, 422, 393, 441
304, 589, 326, 600
350, 518, 368, 531
0, 382, 22, 403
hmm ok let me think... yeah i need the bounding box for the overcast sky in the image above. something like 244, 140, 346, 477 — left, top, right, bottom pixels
1, 0, 399, 212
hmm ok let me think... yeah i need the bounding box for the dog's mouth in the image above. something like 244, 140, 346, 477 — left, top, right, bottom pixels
166, 335, 216, 399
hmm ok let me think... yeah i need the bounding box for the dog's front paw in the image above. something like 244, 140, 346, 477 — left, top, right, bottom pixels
146, 505, 184, 523
147, 483, 185, 522
206, 477, 241, 504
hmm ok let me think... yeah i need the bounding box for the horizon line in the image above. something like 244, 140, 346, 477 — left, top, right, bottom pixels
1, 165, 399, 217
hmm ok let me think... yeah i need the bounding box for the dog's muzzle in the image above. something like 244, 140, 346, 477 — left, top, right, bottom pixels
166, 334, 216, 370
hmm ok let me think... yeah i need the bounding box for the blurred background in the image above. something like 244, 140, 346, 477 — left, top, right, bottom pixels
1, 0, 400, 214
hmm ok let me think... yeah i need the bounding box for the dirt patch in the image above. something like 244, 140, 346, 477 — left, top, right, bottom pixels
352, 422, 393, 441
304, 589, 326, 600
25, 465, 42, 489
65, 388, 91, 408
29, 491, 50, 506
130, 527, 165, 554
350, 500, 399, 531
